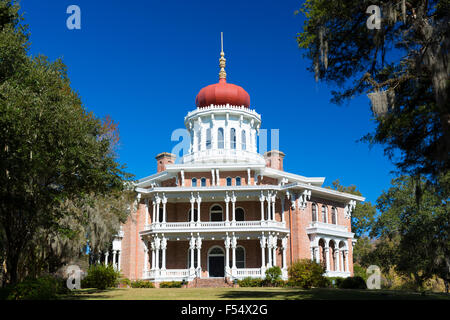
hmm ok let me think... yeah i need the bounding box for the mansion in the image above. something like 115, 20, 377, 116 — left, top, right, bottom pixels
110, 41, 364, 285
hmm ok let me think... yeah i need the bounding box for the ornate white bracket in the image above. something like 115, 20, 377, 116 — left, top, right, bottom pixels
344, 200, 357, 219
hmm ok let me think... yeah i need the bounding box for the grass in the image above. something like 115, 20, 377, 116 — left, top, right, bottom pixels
62, 287, 450, 300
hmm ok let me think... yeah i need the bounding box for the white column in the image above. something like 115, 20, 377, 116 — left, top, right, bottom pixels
152, 200, 156, 224
216, 169, 220, 186
117, 250, 121, 271
260, 234, 266, 273
231, 235, 237, 270
162, 196, 167, 224
112, 250, 117, 270
161, 237, 167, 271
151, 241, 156, 270
104, 251, 109, 265
181, 170, 185, 186
271, 195, 276, 221
282, 237, 288, 270
156, 197, 161, 224
335, 248, 341, 272
196, 236, 202, 275
314, 246, 320, 264
267, 234, 273, 267
344, 250, 349, 272
225, 235, 231, 274
225, 194, 230, 223
247, 168, 251, 185
272, 235, 278, 267
190, 195, 195, 223
143, 240, 149, 276
196, 195, 201, 223
324, 245, 330, 272
189, 236, 195, 272
266, 194, 271, 221
155, 236, 161, 271
231, 193, 236, 223
145, 199, 149, 226
211, 169, 215, 186
259, 194, 265, 221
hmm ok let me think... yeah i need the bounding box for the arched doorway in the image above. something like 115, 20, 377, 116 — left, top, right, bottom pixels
208, 246, 225, 277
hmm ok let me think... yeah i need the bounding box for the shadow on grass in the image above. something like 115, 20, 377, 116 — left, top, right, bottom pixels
60, 288, 118, 300
217, 288, 450, 300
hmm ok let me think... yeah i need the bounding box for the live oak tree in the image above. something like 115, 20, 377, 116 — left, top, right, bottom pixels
371, 175, 449, 291
296, 0, 449, 190
0, 1, 133, 284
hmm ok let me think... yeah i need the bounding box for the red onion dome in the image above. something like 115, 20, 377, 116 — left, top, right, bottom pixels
195, 78, 250, 108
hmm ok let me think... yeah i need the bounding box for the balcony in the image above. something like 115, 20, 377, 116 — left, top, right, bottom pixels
306, 221, 353, 238
143, 220, 288, 234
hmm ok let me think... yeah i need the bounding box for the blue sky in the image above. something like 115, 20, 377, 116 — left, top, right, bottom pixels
19, 0, 397, 204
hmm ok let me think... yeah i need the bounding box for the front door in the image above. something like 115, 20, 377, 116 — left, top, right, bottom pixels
209, 256, 225, 277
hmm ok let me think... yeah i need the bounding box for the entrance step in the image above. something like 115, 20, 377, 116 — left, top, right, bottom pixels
189, 277, 233, 288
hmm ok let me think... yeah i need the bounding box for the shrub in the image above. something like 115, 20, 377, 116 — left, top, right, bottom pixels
265, 266, 282, 285
130, 280, 154, 288
339, 276, 367, 289
326, 277, 345, 288
81, 264, 120, 290
353, 264, 368, 282
6, 275, 62, 300
237, 277, 264, 287
288, 259, 326, 289
159, 281, 182, 288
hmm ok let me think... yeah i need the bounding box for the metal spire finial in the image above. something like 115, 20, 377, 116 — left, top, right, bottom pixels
219, 32, 226, 81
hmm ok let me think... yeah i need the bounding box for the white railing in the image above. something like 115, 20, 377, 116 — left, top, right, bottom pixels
308, 221, 348, 232
181, 148, 264, 164
144, 220, 287, 232
234, 268, 262, 278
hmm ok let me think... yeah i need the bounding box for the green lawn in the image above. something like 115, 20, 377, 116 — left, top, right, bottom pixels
63, 287, 450, 300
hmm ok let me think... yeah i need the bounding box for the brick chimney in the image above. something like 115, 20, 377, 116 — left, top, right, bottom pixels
155, 152, 176, 173
263, 150, 285, 171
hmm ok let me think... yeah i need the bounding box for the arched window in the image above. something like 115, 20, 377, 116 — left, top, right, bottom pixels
192, 178, 197, 187
210, 205, 223, 221
321, 205, 328, 223
312, 203, 318, 222
226, 177, 232, 186
331, 207, 337, 225
235, 177, 241, 186
241, 130, 246, 150
206, 128, 211, 149
230, 128, 236, 149
235, 246, 245, 268
188, 209, 198, 221
201, 177, 207, 187
235, 208, 245, 221
218, 128, 224, 149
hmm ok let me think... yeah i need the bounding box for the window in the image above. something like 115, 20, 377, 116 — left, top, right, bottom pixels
312, 203, 317, 222
206, 128, 211, 149
230, 128, 236, 149
321, 205, 327, 223
198, 130, 201, 151
235, 177, 241, 186
187, 249, 198, 268
226, 177, 232, 186
331, 207, 337, 225
201, 177, 206, 187
218, 128, 224, 149
210, 205, 223, 221
188, 209, 198, 221
241, 130, 246, 150
159, 207, 163, 223
235, 208, 245, 221
235, 246, 245, 268
192, 178, 197, 187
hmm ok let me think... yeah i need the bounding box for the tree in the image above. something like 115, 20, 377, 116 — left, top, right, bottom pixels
0, 0, 132, 284
326, 179, 377, 237
296, 0, 449, 190
372, 175, 449, 291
